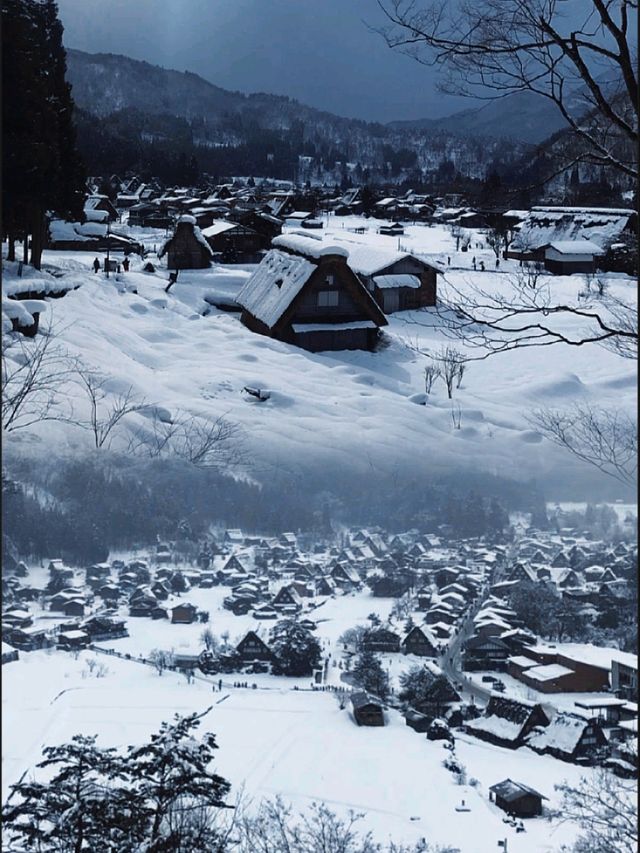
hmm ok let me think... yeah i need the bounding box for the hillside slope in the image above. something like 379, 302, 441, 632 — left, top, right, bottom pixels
388, 91, 570, 145
3, 219, 635, 501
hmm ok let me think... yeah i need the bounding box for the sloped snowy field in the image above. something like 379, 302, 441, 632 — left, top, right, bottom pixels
3, 216, 636, 496
2, 649, 605, 853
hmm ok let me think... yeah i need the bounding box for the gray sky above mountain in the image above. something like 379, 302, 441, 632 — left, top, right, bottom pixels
56, 0, 478, 123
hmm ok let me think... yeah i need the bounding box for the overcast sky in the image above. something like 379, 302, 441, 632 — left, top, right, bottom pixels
56, 0, 477, 123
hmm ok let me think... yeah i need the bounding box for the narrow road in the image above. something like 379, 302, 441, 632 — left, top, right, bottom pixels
437, 537, 521, 706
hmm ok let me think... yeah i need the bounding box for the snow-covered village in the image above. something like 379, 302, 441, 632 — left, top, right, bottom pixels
1, 1, 638, 852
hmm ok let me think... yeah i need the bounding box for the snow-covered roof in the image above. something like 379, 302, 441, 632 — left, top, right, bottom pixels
546, 240, 605, 255
527, 713, 591, 754
344, 245, 411, 276
573, 697, 627, 709
236, 248, 315, 329
272, 234, 348, 259
508, 655, 538, 668
178, 214, 196, 225
466, 714, 523, 742
201, 221, 237, 238
373, 274, 421, 290
513, 207, 634, 251
522, 663, 574, 682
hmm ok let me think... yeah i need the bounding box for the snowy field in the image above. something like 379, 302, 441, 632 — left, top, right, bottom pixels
3, 215, 636, 498
2, 648, 604, 853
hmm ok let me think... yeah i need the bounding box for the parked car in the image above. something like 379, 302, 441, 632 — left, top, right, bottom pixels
481, 675, 496, 683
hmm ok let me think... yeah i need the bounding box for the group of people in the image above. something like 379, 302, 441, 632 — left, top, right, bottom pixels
93, 256, 130, 274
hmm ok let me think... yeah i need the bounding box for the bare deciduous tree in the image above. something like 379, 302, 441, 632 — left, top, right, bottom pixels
554, 770, 637, 853
407, 270, 637, 361
74, 367, 147, 449
129, 409, 245, 471
485, 227, 509, 260
375, 0, 638, 180
423, 363, 440, 395
529, 405, 637, 486
149, 648, 174, 676
1, 325, 77, 433
436, 345, 465, 398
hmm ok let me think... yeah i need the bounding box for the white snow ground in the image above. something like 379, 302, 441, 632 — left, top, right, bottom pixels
2, 216, 636, 497
2, 648, 609, 853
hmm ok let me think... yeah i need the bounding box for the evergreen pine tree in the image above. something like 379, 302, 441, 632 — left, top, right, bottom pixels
126, 709, 230, 851
351, 649, 390, 700
1, 0, 86, 269
2, 735, 136, 852
270, 619, 322, 676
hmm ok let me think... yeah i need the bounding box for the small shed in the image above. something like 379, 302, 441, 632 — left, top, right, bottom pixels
489, 779, 547, 818
351, 691, 385, 726
158, 215, 213, 270
543, 240, 604, 274
171, 602, 198, 624
404, 708, 432, 732
57, 629, 90, 650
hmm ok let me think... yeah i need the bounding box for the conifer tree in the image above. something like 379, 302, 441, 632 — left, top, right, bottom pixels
351, 649, 390, 700
270, 619, 322, 676
1, 0, 86, 269
126, 708, 231, 851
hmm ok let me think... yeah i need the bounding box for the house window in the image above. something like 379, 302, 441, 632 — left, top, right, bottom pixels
325, 273, 335, 285
318, 290, 339, 307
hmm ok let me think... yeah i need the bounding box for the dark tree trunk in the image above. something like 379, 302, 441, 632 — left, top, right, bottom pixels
7, 234, 16, 261
23, 233, 29, 265
30, 208, 45, 270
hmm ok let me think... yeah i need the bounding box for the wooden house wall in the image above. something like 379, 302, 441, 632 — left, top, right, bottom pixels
291, 263, 367, 323
494, 793, 542, 817
544, 258, 597, 275
292, 326, 377, 352
354, 705, 385, 726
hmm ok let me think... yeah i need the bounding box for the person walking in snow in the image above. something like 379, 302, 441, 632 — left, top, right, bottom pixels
480, 261, 485, 271
93, 257, 100, 273
472, 256, 476, 270
495, 257, 500, 269
122, 257, 130, 272
447, 256, 451, 265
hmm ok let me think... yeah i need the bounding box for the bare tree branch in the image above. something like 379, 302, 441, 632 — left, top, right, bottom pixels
1, 323, 79, 433
402, 269, 638, 361
129, 409, 246, 471
73, 367, 147, 450
528, 405, 637, 486
374, 0, 638, 179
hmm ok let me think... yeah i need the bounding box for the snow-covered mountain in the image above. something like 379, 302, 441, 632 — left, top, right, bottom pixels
65, 49, 531, 181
